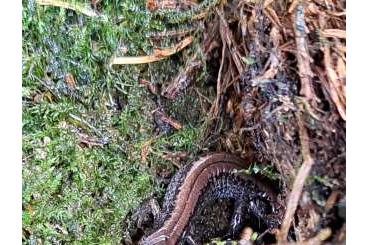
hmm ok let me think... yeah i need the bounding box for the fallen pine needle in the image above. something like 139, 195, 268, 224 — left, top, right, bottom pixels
321, 29, 346, 39
323, 44, 346, 120
36, 0, 107, 20
110, 36, 193, 65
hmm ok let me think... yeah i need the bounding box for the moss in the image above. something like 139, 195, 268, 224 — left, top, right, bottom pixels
23, 0, 205, 243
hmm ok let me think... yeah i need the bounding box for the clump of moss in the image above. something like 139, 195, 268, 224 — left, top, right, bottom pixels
22, 0, 205, 243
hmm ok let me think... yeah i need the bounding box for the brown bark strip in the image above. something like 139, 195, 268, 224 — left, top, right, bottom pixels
278, 111, 314, 242
293, 2, 315, 101
265, 6, 282, 28
323, 44, 346, 120
288, 0, 299, 13
216, 8, 246, 76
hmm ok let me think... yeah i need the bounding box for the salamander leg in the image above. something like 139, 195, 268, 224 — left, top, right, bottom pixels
122, 197, 161, 245
181, 235, 199, 245
131, 198, 161, 230
227, 200, 248, 238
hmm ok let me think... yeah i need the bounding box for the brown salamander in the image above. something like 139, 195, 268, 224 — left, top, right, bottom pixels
138, 153, 282, 245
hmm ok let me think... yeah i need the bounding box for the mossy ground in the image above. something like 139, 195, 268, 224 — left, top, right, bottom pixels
22, 0, 205, 243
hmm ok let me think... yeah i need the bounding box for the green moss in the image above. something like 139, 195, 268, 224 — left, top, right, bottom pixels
23, 0, 206, 243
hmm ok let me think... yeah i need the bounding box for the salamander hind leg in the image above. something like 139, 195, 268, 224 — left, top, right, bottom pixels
226, 200, 249, 239
180, 235, 199, 245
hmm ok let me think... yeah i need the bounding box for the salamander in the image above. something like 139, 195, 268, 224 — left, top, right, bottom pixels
138, 153, 283, 245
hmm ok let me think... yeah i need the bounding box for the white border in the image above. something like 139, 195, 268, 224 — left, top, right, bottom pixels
0, 1, 22, 244
0, 0, 358, 244
347, 0, 368, 244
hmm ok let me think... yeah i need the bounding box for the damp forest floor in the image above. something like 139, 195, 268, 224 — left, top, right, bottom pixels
23, 0, 346, 245
22, 0, 209, 244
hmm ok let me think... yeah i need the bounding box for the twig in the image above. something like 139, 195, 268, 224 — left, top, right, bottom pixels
110, 36, 193, 65
321, 29, 346, 39
263, 0, 275, 8
214, 44, 225, 116
194, 87, 212, 104
265, 6, 282, 28
36, 0, 107, 20
278, 110, 314, 242
216, 8, 245, 75
209, 13, 226, 118
293, 2, 315, 101
32, 75, 60, 100
288, 0, 299, 13
75, 131, 107, 147
69, 113, 104, 137
276, 228, 331, 245
323, 44, 346, 120
153, 111, 183, 130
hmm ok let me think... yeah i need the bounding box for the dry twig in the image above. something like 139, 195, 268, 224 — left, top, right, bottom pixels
210, 38, 226, 118
153, 111, 183, 130
293, 2, 315, 101
323, 44, 346, 120
321, 29, 346, 39
217, 8, 245, 76
110, 36, 193, 65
